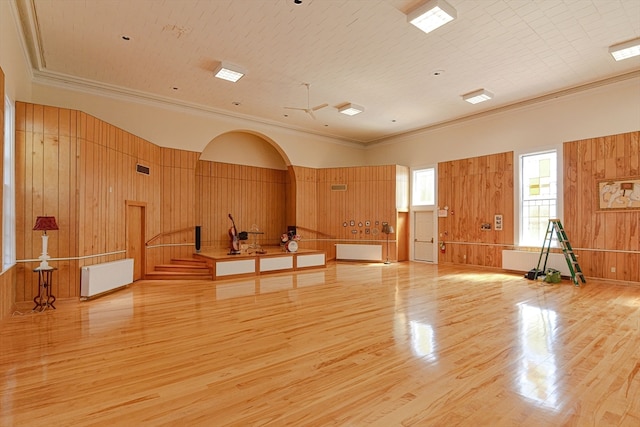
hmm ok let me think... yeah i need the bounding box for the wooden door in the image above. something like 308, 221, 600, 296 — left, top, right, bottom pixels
126, 202, 145, 280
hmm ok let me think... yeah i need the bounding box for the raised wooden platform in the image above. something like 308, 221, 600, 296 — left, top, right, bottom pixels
193, 247, 326, 280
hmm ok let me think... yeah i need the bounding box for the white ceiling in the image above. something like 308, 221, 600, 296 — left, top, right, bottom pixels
15, 0, 640, 145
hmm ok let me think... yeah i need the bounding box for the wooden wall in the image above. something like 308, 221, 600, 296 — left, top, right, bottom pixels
15, 102, 198, 303
438, 152, 514, 268
0, 268, 15, 320
564, 131, 640, 282
195, 160, 287, 249
437, 136, 639, 283
12, 101, 405, 304
16, 103, 78, 302
77, 111, 163, 266
316, 165, 400, 260
151, 148, 199, 269
290, 166, 318, 251
10, 99, 638, 310
186, 163, 403, 260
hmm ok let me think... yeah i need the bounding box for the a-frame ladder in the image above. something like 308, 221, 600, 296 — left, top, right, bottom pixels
536, 219, 586, 287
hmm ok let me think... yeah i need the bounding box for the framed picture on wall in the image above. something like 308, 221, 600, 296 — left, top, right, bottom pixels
597, 177, 640, 210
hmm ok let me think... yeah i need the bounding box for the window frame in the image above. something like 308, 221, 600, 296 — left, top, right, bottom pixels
515, 145, 563, 248
3, 95, 16, 272
411, 167, 436, 208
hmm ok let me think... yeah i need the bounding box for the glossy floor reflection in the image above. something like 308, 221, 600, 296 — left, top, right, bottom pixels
517, 303, 559, 410
1, 262, 639, 426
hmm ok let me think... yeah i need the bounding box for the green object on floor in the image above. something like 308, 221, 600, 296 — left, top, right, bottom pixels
545, 268, 561, 283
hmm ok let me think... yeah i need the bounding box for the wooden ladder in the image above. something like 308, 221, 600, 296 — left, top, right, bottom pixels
536, 219, 586, 287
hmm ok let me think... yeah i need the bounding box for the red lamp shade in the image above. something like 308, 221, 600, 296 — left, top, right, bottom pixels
33, 216, 59, 232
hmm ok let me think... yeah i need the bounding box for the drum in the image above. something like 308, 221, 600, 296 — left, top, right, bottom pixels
285, 240, 298, 253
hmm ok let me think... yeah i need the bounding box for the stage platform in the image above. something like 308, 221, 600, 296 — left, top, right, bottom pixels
193, 247, 326, 280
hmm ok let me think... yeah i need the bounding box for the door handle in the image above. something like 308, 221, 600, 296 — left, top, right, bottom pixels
431, 237, 434, 243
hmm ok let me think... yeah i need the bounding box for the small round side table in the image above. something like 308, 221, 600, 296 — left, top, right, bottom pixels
33, 266, 57, 310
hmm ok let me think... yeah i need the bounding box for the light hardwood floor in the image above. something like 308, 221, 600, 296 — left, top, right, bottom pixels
1, 262, 639, 426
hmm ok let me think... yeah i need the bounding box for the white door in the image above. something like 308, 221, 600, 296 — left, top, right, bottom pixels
414, 211, 434, 262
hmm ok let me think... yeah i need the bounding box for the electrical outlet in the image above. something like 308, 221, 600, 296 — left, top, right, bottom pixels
494, 214, 503, 231
611, 267, 616, 273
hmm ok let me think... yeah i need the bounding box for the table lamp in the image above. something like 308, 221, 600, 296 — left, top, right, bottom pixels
33, 216, 58, 269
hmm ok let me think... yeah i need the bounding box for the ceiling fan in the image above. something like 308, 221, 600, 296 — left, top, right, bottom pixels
284, 83, 328, 120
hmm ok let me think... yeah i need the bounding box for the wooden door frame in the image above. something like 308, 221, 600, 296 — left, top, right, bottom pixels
125, 200, 146, 280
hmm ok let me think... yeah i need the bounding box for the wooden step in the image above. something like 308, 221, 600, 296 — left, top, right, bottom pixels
170, 258, 208, 267
145, 271, 211, 280
154, 264, 210, 273
147, 257, 211, 280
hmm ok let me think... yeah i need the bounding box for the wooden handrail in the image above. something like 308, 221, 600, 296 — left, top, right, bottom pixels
146, 227, 194, 246
295, 226, 335, 239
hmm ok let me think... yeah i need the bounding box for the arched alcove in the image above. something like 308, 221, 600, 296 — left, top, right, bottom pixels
195, 131, 296, 250
199, 130, 290, 169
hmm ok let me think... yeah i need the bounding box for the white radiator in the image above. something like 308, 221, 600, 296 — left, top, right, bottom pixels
81, 259, 134, 298
336, 244, 382, 261
502, 250, 571, 276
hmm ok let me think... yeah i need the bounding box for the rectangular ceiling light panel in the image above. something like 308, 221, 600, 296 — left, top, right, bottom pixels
339, 103, 364, 116
462, 89, 493, 104
609, 38, 640, 61
214, 62, 245, 82
407, 0, 457, 34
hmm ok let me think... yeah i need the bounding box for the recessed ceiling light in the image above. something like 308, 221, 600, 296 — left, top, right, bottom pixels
339, 103, 364, 116
407, 0, 457, 34
214, 62, 245, 83
609, 37, 640, 61
462, 89, 493, 104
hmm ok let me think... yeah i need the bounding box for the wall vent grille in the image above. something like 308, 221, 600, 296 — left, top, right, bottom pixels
136, 164, 150, 175
331, 184, 347, 191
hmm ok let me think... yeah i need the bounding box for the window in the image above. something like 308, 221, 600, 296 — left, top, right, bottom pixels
3, 96, 15, 271
519, 150, 557, 247
412, 167, 435, 206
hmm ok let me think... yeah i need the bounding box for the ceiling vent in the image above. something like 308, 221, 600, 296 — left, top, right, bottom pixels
331, 184, 347, 191
136, 164, 150, 175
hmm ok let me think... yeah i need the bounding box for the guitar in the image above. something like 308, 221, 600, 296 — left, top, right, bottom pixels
228, 214, 240, 254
